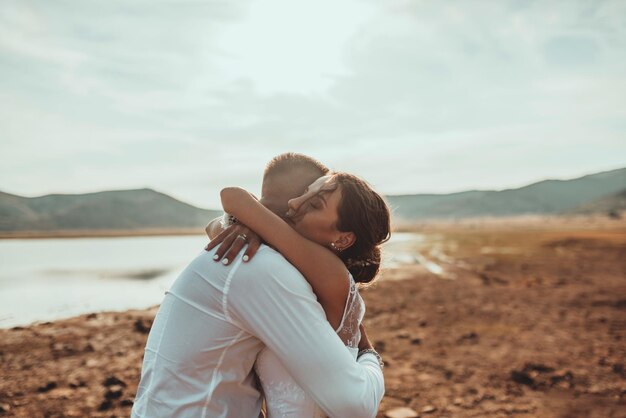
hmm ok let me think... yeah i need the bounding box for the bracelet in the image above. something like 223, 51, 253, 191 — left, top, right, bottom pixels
220, 212, 239, 228
358, 348, 384, 369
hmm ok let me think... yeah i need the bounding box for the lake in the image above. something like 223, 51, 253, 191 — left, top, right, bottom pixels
0, 233, 423, 328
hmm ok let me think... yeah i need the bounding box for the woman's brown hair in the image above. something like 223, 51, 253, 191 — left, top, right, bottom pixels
333, 172, 391, 284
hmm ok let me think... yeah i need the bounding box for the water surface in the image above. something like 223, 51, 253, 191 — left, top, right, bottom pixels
0, 233, 422, 327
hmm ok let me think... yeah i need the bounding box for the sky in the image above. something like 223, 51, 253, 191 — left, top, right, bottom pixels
1, 0, 625, 209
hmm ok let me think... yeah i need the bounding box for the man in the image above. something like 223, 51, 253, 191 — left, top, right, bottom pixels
204, 152, 329, 264
132, 153, 384, 418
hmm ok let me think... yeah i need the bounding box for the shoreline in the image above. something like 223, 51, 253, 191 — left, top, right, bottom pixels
0, 305, 161, 331
0, 228, 206, 240
2, 213, 624, 240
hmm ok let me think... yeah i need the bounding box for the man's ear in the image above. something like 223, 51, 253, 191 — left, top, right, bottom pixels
335, 232, 356, 252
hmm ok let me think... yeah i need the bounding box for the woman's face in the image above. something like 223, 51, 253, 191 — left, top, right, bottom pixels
286, 175, 343, 247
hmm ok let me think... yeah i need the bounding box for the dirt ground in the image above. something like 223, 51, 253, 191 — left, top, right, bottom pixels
1, 216, 625, 417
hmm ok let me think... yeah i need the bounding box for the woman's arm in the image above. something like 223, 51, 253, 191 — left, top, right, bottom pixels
221, 187, 349, 329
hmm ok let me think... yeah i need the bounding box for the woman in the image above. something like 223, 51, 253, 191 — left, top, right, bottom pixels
213, 172, 390, 417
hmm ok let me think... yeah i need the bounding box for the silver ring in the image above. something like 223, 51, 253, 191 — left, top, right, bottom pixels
236, 233, 248, 242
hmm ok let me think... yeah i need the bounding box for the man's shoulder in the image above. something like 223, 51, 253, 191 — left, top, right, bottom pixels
231, 245, 313, 293
225, 246, 322, 324
247, 245, 299, 272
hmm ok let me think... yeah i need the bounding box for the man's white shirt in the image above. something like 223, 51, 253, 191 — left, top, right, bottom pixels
132, 245, 384, 418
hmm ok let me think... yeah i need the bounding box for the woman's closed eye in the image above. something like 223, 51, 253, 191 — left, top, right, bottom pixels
308, 195, 325, 210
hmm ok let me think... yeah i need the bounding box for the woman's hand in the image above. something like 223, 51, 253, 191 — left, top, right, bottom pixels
358, 323, 374, 351
205, 224, 262, 265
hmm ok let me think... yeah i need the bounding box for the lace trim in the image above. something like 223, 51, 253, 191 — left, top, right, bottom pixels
334, 271, 353, 333
334, 271, 365, 349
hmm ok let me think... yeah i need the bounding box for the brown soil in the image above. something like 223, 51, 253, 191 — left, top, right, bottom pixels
1, 218, 625, 417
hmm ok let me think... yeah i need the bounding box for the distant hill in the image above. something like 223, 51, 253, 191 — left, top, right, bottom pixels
568, 189, 626, 216
0, 189, 221, 232
2, 167, 625, 232
387, 167, 626, 221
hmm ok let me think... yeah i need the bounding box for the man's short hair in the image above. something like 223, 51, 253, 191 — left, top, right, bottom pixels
263, 153, 329, 181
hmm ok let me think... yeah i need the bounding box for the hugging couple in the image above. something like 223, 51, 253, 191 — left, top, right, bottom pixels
132, 153, 391, 418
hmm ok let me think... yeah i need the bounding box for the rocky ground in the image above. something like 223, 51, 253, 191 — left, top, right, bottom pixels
1, 217, 625, 417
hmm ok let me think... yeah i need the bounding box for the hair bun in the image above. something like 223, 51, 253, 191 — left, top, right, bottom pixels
345, 246, 382, 284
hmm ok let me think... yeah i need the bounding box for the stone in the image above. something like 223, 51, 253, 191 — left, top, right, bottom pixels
103, 376, 126, 387
385, 407, 420, 418
511, 370, 534, 386
612, 363, 625, 377
457, 332, 479, 344
380, 396, 405, 410
68, 378, 86, 388
52, 343, 66, 351
134, 318, 152, 334
396, 331, 410, 339
98, 399, 113, 411
105, 385, 124, 400
417, 373, 432, 381
50, 388, 74, 399
120, 399, 134, 407
421, 405, 437, 413
523, 362, 554, 373
37, 381, 57, 393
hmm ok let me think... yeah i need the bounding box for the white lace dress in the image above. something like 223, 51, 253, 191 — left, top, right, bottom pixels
255, 273, 365, 418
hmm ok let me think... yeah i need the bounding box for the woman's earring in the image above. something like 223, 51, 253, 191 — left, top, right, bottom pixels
330, 242, 342, 252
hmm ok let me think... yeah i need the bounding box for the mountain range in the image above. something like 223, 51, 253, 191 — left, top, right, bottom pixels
386, 167, 625, 221
0, 167, 624, 232
0, 188, 220, 232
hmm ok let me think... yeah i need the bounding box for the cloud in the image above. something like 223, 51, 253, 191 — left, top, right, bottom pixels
0, 0, 624, 208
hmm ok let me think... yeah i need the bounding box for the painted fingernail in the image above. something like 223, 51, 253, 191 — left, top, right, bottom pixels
243, 255, 249, 262
213, 254, 219, 260
222, 258, 229, 265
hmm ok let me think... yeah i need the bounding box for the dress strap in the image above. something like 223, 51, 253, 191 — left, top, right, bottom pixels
334, 271, 355, 333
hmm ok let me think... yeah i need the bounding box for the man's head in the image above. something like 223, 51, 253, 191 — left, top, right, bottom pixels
261, 153, 329, 216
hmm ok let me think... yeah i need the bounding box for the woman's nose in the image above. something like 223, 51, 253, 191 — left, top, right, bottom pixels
286, 195, 306, 216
